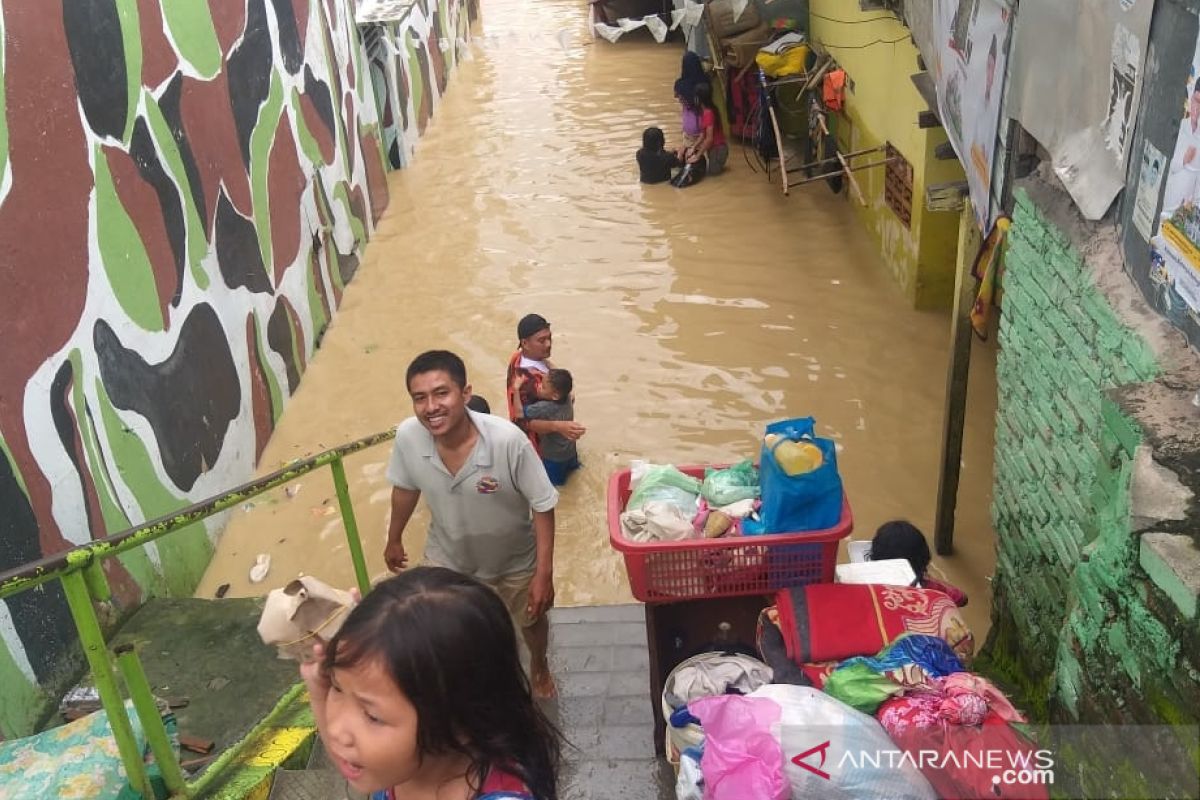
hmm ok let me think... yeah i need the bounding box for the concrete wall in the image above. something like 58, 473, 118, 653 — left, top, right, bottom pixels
808, 2, 964, 309
0, 0, 470, 739
986, 172, 1200, 752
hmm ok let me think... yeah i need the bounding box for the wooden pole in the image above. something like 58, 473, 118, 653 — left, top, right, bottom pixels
934, 204, 977, 555
760, 70, 789, 195
836, 150, 866, 205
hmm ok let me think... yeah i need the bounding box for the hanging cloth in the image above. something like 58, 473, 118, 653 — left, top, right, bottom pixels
823, 68, 846, 112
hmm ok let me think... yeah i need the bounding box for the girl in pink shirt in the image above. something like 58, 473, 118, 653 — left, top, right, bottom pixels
692, 82, 729, 176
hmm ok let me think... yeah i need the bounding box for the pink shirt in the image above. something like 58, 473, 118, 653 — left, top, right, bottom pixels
701, 108, 725, 148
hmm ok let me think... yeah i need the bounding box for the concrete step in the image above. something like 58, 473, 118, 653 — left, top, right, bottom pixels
267, 768, 364, 800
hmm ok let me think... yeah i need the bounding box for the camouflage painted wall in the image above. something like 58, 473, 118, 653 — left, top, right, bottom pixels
363, 0, 478, 169
0, 0, 469, 739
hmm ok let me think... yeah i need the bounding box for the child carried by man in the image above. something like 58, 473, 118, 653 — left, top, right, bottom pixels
523, 368, 580, 486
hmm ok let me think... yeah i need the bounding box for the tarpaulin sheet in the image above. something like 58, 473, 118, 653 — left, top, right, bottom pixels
1006, 0, 1155, 219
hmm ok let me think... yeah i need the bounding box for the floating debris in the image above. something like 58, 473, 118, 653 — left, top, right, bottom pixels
249, 554, 271, 584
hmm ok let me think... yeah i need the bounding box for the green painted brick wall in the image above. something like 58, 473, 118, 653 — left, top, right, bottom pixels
987, 189, 1193, 722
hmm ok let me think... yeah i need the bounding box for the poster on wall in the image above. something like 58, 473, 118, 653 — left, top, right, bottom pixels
1132, 141, 1166, 242
1148, 33, 1200, 335
929, 0, 1014, 231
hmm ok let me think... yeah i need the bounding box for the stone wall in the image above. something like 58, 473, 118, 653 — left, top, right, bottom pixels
986, 171, 1200, 741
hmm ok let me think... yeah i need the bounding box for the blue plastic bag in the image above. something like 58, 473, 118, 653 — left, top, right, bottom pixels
758, 417, 843, 532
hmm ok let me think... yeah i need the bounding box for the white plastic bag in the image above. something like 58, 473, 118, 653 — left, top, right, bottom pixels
749, 684, 937, 800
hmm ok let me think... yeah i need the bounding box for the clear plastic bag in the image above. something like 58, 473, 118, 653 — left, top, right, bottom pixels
627, 464, 701, 513
701, 460, 760, 506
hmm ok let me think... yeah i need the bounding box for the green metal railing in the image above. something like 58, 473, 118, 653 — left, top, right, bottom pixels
0, 428, 396, 798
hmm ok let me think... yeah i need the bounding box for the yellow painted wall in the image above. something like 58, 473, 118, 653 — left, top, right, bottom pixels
809, 2, 965, 309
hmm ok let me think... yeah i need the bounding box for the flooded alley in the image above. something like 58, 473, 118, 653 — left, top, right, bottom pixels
196, 0, 998, 640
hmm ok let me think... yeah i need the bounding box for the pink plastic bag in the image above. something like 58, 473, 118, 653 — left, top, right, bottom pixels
690, 695, 788, 800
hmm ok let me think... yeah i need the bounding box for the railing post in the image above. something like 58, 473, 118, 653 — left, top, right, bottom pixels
330, 456, 371, 597
60, 570, 154, 798
115, 643, 188, 797
83, 558, 112, 602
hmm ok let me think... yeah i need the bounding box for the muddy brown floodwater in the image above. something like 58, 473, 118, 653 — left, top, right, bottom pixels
196, 0, 998, 643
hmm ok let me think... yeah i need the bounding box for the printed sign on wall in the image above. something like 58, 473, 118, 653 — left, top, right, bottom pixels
930, 0, 1015, 231
1132, 141, 1166, 242
1148, 31, 1200, 340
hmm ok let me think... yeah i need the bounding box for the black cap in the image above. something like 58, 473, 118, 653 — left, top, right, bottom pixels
517, 313, 550, 340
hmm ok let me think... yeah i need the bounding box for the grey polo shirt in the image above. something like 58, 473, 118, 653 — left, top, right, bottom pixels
386, 409, 558, 579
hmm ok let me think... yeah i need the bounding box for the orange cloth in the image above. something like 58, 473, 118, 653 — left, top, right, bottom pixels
823, 69, 846, 112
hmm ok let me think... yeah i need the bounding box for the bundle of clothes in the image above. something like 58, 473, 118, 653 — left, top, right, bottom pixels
667, 524, 1049, 800
619, 461, 761, 543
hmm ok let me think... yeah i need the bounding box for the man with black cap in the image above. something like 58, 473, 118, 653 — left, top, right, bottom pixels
506, 314, 586, 453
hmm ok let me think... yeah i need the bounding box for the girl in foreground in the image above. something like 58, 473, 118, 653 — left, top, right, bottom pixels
301, 567, 563, 800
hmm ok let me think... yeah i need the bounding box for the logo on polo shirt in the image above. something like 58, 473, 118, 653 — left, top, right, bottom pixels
476, 476, 500, 494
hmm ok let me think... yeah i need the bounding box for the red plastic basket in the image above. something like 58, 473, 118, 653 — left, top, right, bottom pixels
608, 465, 852, 603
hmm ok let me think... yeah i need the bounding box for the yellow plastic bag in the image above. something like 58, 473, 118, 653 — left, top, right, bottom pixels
756, 42, 809, 78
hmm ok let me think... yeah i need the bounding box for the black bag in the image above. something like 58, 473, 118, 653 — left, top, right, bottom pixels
671, 159, 706, 188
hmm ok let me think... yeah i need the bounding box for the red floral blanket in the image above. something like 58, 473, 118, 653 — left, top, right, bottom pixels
772, 583, 975, 666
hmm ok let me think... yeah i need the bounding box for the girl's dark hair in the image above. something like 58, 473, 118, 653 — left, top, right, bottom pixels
643, 126, 665, 151
673, 78, 697, 109
694, 81, 717, 112
868, 520, 931, 579
324, 568, 563, 799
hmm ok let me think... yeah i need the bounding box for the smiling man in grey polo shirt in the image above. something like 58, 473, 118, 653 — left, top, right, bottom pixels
383, 349, 559, 697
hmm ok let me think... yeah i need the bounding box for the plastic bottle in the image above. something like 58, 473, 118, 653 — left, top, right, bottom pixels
763, 433, 823, 476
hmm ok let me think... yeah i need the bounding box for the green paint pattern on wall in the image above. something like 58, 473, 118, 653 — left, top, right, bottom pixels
0, 433, 44, 739
0, 432, 29, 500
94, 378, 214, 596
0, 642, 42, 740
67, 350, 163, 596
323, 31, 353, 180
115, 0, 144, 144
406, 35, 424, 137
94, 146, 165, 333
143, 91, 209, 289
311, 175, 345, 292
254, 313, 285, 424
334, 182, 366, 248
290, 90, 327, 167
251, 71, 286, 274
160, 0, 222, 78
305, 253, 329, 343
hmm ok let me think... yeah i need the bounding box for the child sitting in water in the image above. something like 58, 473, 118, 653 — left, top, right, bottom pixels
523, 369, 580, 486
637, 127, 682, 184
301, 568, 563, 800
868, 520, 968, 606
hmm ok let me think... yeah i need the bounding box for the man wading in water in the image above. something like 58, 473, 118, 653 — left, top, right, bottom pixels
384, 350, 560, 697
506, 314, 586, 452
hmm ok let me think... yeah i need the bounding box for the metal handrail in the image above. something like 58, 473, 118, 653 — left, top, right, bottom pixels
0, 427, 398, 797
0, 429, 395, 599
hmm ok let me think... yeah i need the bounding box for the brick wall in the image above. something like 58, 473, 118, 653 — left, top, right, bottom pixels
988, 185, 1200, 731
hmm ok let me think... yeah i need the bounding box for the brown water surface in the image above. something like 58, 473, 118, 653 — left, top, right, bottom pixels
196, 0, 998, 642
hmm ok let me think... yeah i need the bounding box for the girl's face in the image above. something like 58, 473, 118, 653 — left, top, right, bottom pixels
324, 657, 422, 792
